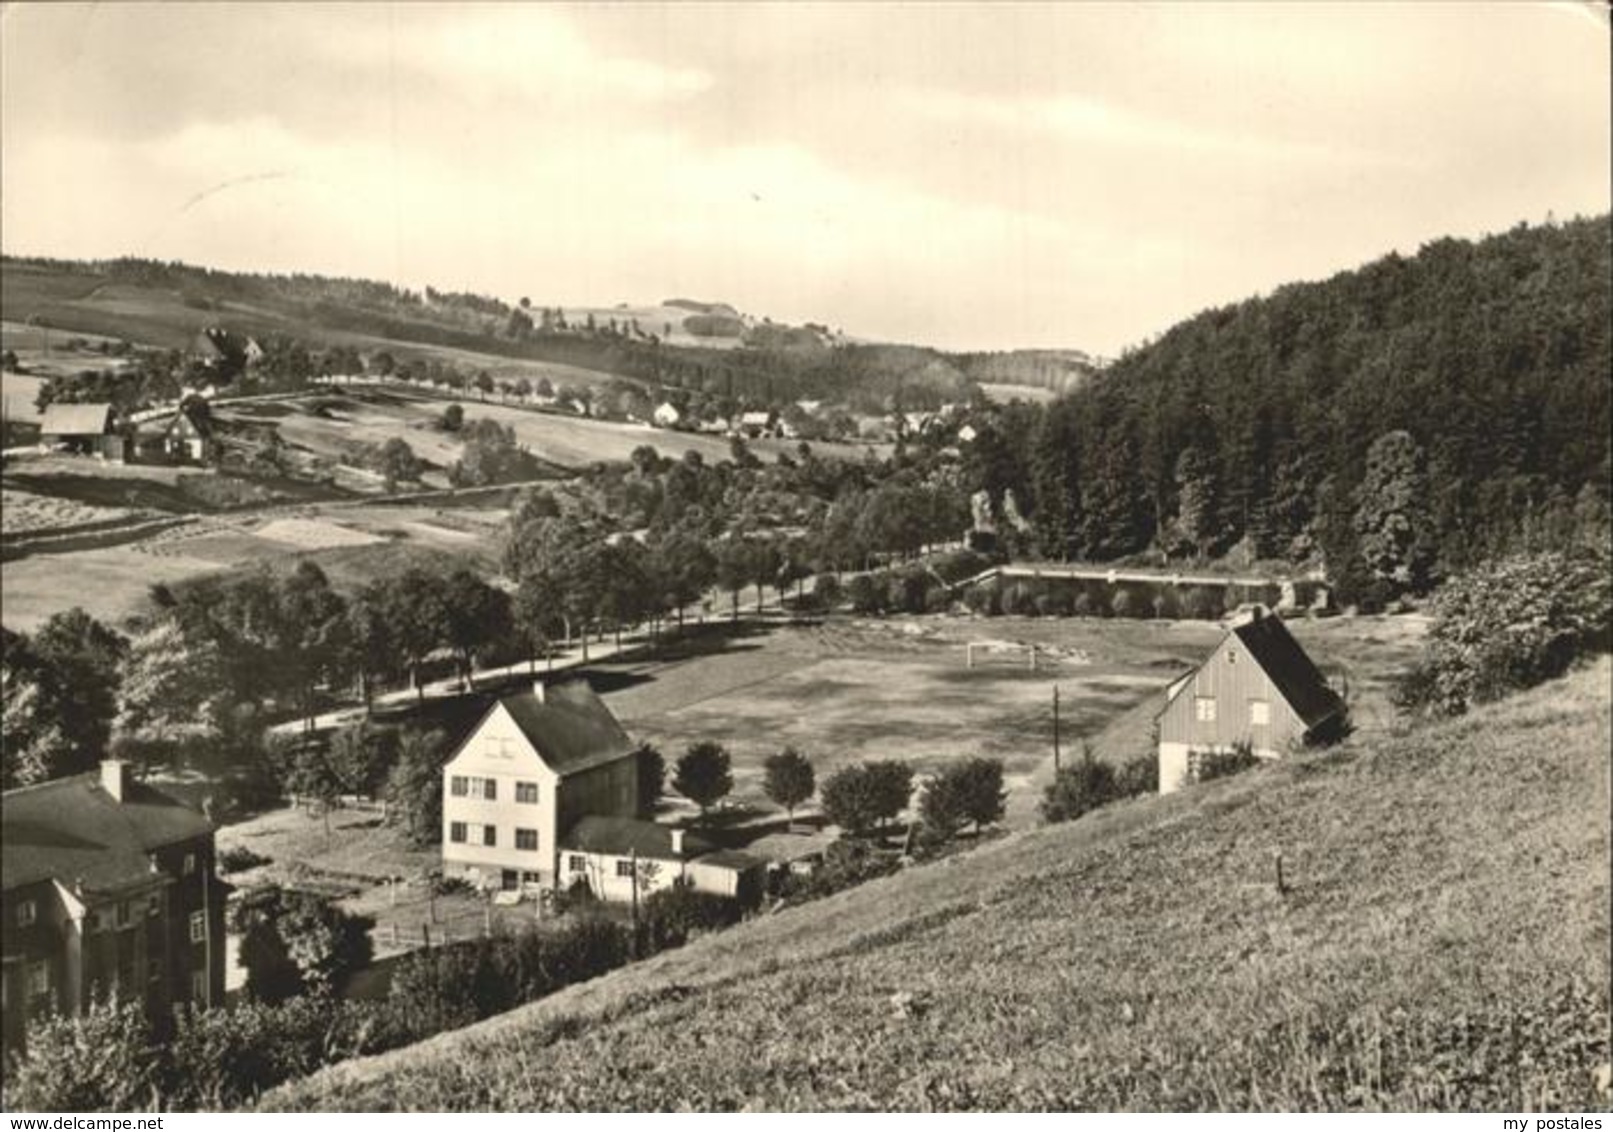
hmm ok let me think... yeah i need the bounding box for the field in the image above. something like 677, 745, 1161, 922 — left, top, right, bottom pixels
264, 656, 1611, 1111
586, 612, 1425, 827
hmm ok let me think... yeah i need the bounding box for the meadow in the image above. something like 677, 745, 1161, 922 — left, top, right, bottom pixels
263, 657, 1611, 1111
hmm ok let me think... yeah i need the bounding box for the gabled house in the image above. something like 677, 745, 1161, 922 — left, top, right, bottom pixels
652, 402, 682, 429
441, 682, 640, 894
1157, 607, 1347, 794
1, 762, 227, 1050
738, 410, 774, 438
162, 401, 214, 464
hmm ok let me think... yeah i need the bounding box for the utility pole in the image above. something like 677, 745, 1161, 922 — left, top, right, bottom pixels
629, 847, 640, 957
1053, 685, 1061, 774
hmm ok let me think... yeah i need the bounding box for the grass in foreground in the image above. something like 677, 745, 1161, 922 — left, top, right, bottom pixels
263, 658, 1611, 1111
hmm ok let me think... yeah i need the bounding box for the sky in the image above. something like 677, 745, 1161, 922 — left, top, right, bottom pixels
2, 2, 1608, 355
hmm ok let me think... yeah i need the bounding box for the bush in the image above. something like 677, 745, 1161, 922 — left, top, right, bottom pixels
1393, 548, 1611, 716
643, 884, 742, 949
5, 995, 158, 1112
1193, 741, 1260, 783
846, 573, 884, 615
780, 837, 901, 901
1041, 751, 1119, 823
812, 573, 843, 608
219, 846, 271, 874
1110, 589, 1137, 618
1114, 752, 1160, 796
1072, 591, 1097, 618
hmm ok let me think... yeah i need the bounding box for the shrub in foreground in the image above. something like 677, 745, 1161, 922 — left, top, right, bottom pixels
1040, 752, 1118, 823
1394, 548, 1611, 716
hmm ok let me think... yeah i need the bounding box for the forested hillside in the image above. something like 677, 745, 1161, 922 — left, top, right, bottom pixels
967, 217, 1611, 603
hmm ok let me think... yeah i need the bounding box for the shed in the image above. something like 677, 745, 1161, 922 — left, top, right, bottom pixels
39, 402, 119, 458
687, 849, 768, 907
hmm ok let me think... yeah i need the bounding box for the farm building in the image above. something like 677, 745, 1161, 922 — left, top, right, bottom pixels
559, 818, 711, 903
652, 402, 682, 428
441, 681, 639, 895
738, 410, 775, 438
38, 402, 121, 459
1, 761, 227, 1051
191, 327, 251, 379
1156, 606, 1347, 794
162, 402, 215, 464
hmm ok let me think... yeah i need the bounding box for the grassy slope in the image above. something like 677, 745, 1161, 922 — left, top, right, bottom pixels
267, 659, 1611, 1112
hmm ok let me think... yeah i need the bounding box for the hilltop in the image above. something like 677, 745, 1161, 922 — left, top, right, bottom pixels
1, 256, 1096, 414
265, 659, 1611, 1111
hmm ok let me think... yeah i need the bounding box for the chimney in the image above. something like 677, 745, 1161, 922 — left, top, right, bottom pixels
101, 759, 133, 803
670, 828, 685, 856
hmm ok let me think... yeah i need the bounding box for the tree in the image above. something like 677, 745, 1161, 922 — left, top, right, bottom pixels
474, 370, 495, 400
714, 539, 752, 621
1354, 430, 1437, 594
324, 721, 398, 798
278, 562, 350, 731
32, 608, 127, 757
762, 747, 815, 828
921, 757, 1005, 838
230, 886, 374, 1003
1040, 748, 1118, 823
820, 761, 913, 838
114, 619, 227, 762
382, 569, 452, 700
439, 402, 465, 432
441, 568, 509, 688
384, 728, 449, 847
373, 437, 423, 490
672, 741, 733, 818
633, 743, 665, 818
345, 582, 399, 712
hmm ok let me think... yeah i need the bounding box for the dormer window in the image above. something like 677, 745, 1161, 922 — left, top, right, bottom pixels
17, 900, 37, 927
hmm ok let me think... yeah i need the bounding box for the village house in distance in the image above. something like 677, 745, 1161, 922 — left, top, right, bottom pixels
1157, 607, 1348, 794
0, 761, 227, 1050
441, 681, 764, 904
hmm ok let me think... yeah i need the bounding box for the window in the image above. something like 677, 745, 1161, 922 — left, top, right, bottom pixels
148, 894, 162, 918
568, 855, 587, 874
116, 900, 133, 929
1249, 700, 1270, 726
450, 821, 467, 844
615, 860, 635, 878
28, 961, 50, 997
17, 900, 36, 927
483, 779, 497, 801
1227, 648, 1237, 665
482, 825, 497, 847
191, 971, 208, 1002
1195, 697, 1218, 722
520, 871, 542, 885
451, 775, 468, 797
516, 829, 539, 851
183, 853, 197, 876
189, 911, 206, 944
516, 781, 539, 804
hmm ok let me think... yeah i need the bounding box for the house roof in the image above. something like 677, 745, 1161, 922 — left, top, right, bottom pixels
2, 772, 214, 894
742, 830, 836, 862
693, 848, 767, 871
1229, 614, 1345, 728
166, 403, 214, 439
561, 817, 712, 861
497, 681, 636, 776
1162, 612, 1343, 730
739, 411, 772, 425
39, 402, 114, 436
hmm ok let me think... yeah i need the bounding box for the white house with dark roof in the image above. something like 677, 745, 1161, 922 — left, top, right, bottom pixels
1156, 607, 1348, 794
441, 681, 640, 894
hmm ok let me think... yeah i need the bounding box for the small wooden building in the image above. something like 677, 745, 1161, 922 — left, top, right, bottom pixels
163, 403, 214, 464
38, 402, 121, 459
1157, 606, 1347, 794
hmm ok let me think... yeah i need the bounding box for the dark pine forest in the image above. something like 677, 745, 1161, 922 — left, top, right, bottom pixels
966, 216, 1611, 604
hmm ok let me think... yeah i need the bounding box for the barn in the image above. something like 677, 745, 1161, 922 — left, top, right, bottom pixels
38, 402, 121, 459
